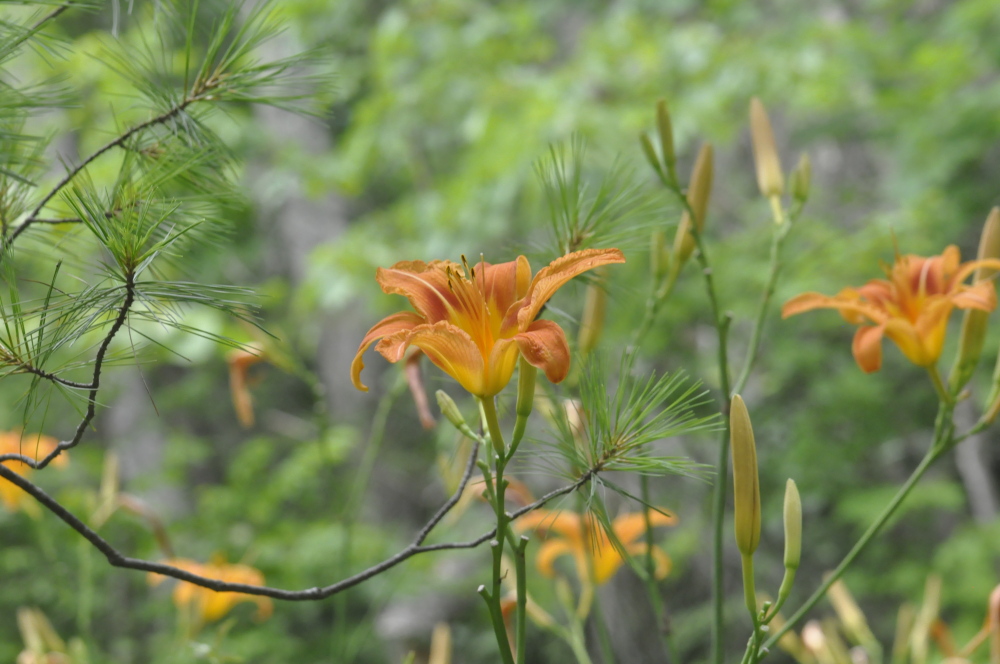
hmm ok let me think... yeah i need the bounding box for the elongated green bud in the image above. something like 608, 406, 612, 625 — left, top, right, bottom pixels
782, 479, 801, 571
436, 390, 477, 440
730, 394, 760, 556
639, 132, 664, 179
578, 270, 608, 355
750, 97, 784, 198
774, 479, 801, 612
791, 153, 811, 203
650, 228, 669, 280
656, 99, 677, 182
671, 143, 714, 266
953, 207, 1000, 394
510, 357, 537, 449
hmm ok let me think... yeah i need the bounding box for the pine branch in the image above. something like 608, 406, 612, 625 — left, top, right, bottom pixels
0, 274, 135, 469
0, 446, 597, 600
3, 1, 76, 56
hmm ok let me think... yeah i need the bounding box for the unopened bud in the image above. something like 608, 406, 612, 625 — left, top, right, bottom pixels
750, 97, 784, 198
650, 229, 669, 280
730, 394, 761, 556
578, 271, 608, 355
437, 390, 477, 439
639, 132, 664, 179
656, 99, 677, 181
671, 143, 714, 267
791, 153, 811, 203
783, 479, 801, 571
953, 207, 1000, 393
511, 357, 537, 447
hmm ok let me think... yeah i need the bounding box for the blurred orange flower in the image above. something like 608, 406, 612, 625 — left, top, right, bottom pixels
783, 245, 1000, 372
227, 345, 266, 428
148, 557, 273, 625
515, 508, 676, 585
0, 431, 66, 513
351, 249, 625, 398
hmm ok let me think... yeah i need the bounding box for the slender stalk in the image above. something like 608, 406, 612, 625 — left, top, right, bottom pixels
761, 443, 944, 651
733, 221, 791, 395
741, 554, 757, 627
567, 616, 596, 664
480, 396, 516, 664
515, 536, 529, 664
639, 473, 671, 659
632, 268, 679, 348
927, 366, 953, 405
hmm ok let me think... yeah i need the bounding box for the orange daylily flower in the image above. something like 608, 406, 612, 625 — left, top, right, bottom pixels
148, 557, 273, 625
783, 245, 1000, 373
352, 249, 625, 398
0, 432, 67, 513
515, 507, 676, 585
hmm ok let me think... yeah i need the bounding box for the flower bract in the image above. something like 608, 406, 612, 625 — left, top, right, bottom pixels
782, 245, 1000, 372
352, 248, 625, 397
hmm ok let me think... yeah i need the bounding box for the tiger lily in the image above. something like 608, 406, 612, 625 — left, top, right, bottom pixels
782, 245, 1000, 373
351, 248, 625, 397
148, 557, 273, 626
515, 507, 676, 585
0, 431, 66, 514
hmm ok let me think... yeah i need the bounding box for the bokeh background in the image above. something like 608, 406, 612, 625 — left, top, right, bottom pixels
3, 0, 1000, 662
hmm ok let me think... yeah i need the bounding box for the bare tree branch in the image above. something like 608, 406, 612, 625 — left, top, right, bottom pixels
0, 275, 135, 469
0, 448, 595, 600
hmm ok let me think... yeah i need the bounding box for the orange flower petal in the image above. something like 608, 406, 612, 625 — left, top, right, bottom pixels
851, 326, 885, 373
515, 509, 583, 540
952, 280, 998, 311
511, 249, 626, 330
376, 260, 461, 322
476, 256, 532, 321
951, 259, 1000, 288
610, 509, 678, 545
883, 318, 935, 366
590, 544, 627, 584
535, 538, 577, 578
377, 321, 486, 396
624, 542, 673, 580
512, 319, 571, 385
782, 291, 885, 323
351, 312, 425, 392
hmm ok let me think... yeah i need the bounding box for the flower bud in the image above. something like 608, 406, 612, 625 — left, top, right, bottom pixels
791, 153, 811, 203
511, 358, 537, 447
671, 143, 714, 266
437, 390, 477, 440
656, 99, 677, 181
783, 479, 801, 571
650, 229, 669, 280
952, 207, 1000, 393
730, 394, 760, 556
750, 97, 784, 198
639, 133, 664, 179
577, 271, 608, 355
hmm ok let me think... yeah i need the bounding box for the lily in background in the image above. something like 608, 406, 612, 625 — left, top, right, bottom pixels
0, 432, 66, 515
351, 248, 625, 397
148, 556, 273, 629
783, 245, 1000, 373
516, 507, 676, 586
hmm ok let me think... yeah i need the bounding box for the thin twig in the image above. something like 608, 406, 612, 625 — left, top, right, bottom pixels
0, 454, 595, 600
0, 275, 135, 469
6, 101, 195, 249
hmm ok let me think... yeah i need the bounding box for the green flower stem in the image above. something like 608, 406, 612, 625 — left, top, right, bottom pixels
761, 441, 945, 653
741, 553, 758, 628
733, 219, 792, 395
632, 266, 679, 348
928, 365, 953, 405
515, 535, 529, 664
682, 196, 732, 664
480, 396, 516, 664
639, 473, 672, 659
567, 615, 596, 664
